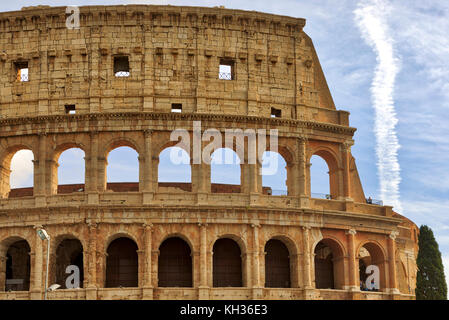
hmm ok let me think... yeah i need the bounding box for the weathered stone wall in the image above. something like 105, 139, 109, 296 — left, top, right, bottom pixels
0, 5, 418, 300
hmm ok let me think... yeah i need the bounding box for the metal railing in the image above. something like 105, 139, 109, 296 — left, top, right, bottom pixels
218, 72, 232, 80
311, 193, 332, 200
366, 198, 383, 206
266, 189, 288, 196
115, 71, 130, 77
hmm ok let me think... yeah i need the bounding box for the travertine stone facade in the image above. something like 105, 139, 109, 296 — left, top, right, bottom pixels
0, 5, 417, 300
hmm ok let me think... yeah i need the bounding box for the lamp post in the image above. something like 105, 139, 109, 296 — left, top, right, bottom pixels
36, 228, 50, 300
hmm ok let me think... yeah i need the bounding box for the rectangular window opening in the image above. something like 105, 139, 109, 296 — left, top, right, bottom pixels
65, 104, 76, 115
14, 61, 29, 82
219, 59, 234, 80
271, 107, 281, 118
114, 56, 130, 77
171, 103, 182, 113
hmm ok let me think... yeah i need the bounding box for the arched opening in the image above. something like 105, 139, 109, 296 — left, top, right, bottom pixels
158, 237, 192, 287
105, 237, 138, 288
310, 155, 331, 199
261, 151, 287, 196
213, 238, 242, 287
4, 240, 31, 291
314, 239, 345, 289
158, 147, 192, 192
264, 239, 290, 288
57, 148, 85, 194
106, 146, 139, 192
4, 149, 34, 198
211, 148, 241, 193
55, 239, 84, 289
358, 242, 386, 291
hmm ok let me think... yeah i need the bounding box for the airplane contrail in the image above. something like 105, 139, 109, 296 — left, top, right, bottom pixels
354, 0, 402, 212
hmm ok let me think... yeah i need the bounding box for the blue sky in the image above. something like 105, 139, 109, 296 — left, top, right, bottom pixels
4, 0, 449, 293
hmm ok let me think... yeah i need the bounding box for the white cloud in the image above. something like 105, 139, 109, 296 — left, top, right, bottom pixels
354, 0, 402, 212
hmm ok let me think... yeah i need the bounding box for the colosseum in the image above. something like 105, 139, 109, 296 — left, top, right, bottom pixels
0, 5, 418, 300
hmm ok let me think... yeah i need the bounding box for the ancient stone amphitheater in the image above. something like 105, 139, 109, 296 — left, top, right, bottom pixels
0, 5, 417, 300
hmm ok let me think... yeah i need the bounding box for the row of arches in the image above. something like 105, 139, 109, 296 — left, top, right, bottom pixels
5, 146, 334, 198
2, 235, 388, 291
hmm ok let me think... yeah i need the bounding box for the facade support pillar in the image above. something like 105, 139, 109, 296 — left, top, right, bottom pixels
142, 223, 153, 299
346, 229, 358, 291
388, 231, 400, 295
86, 223, 98, 300
198, 223, 209, 299
143, 130, 154, 204
298, 136, 310, 208
30, 225, 43, 300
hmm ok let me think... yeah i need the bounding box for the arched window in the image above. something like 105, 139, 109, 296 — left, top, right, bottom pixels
158, 147, 191, 191
105, 237, 138, 288
158, 237, 192, 287
106, 147, 139, 192
314, 239, 345, 289
55, 239, 84, 288
211, 148, 241, 193
310, 155, 330, 199
261, 151, 287, 196
265, 239, 290, 288
57, 148, 85, 194
358, 242, 386, 291
213, 238, 242, 287
5, 149, 34, 198
4, 240, 31, 291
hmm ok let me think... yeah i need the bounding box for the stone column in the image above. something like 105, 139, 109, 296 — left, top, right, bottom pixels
0, 255, 7, 291
341, 140, 353, 201
97, 157, 107, 191
87, 131, 99, 204
31, 225, 43, 300
151, 156, 159, 194
346, 229, 358, 291
302, 226, 312, 289
86, 223, 98, 300
137, 250, 145, 287
198, 223, 209, 299
142, 223, 153, 299
251, 223, 263, 299
47, 159, 59, 195
0, 165, 11, 199
298, 136, 310, 207
34, 133, 47, 206
151, 249, 159, 288
142, 130, 154, 204
388, 231, 399, 294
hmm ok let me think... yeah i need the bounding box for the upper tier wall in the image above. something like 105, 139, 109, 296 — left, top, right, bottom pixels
0, 5, 341, 123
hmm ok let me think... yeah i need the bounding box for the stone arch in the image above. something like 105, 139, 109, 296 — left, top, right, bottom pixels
52, 235, 84, 289
0, 236, 31, 291
357, 240, 387, 291
105, 236, 139, 288
158, 236, 193, 287
309, 146, 340, 199
158, 146, 192, 186
52, 143, 87, 195
210, 148, 242, 193
104, 138, 140, 192
313, 237, 345, 289
264, 238, 291, 288
261, 151, 288, 195
102, 137, 141, 158
0, 145, 35, 198
212, 235, 245, 287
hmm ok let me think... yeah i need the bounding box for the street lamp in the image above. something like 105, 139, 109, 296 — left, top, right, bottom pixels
36, 228, 50, 300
